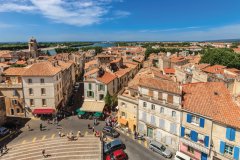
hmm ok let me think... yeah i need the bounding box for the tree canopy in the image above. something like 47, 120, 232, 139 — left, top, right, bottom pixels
200, 48, 240, 69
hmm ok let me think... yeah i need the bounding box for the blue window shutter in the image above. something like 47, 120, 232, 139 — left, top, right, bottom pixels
186, 114, 192, 123
204, 136, 209, 147
190, 130, 198, 142
234, 147, 239, 160
226, 127, 231, 140
230, 128, 236, 141
181, 126, 185, 137
220, 141, 225, 154
200, 118, 205, 128
201, 152, 208, 160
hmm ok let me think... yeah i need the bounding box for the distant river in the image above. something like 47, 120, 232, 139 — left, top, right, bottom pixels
47, 42, 116, 55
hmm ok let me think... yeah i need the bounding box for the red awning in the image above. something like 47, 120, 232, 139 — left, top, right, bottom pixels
32, 109, 55, 114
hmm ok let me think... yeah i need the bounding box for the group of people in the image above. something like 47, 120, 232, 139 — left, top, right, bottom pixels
105, 116, 117, 127
0, 145, 8, 156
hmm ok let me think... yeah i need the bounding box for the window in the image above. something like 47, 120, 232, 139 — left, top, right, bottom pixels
167, 94, 173, 104
148, 90, 153, 97
30, 99, 34, 106
10, 109, 14, 115
121, 102, 126, 107
87, 91, 94, 98
172, 111, 176, 117
151, 104, 155, 110
42, 99, 46, 106
191, 115, 200, 125
99, 94, 104, 100
88, 83, 92, 90
143, 102, 147, 107
121, 112, 126, 117
99, 84, 105, 91
13, 89, 18, 96
160, 107, 164, 113
12, 99, 18, 105
40, 78, 45, 84
41, 88, 46, 95
224, 144, 233, 156
29, 88, 33, 95
185, 128, 191, 138
16, 108, 20, 113
158, 92, 163, 100
198, 134, 204, 144
28, 79, 32, 84
187, 146, 194, 154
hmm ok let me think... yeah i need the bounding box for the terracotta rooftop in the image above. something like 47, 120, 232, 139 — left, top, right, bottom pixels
84, 68, 99, 77
4, 67, 27, 76
97, 71, 117, 84
139, 77, 181, 95
57, 61, 73, 70
16, 60, 27, 65
110, 58, 122, 64
170, 56, 186, 63
164, 68, 175, 74
23, 61, 61, 77
196, 63, 210, 70
114, 68, 131, 78
233, 48, 240, 53
183, 82, 240, 129
202, 65, 226, 74
84, 59, 98, 69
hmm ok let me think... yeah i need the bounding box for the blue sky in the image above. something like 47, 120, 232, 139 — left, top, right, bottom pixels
0, 0, 240, 42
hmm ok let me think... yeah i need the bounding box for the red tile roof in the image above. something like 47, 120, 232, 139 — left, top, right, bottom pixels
23, 62, 61, 76
4, 67, 27, 76
97, 71, 117, 84
183, 82, 240, 129
164, 68, 175, 74
139, 77, 181, 95
114, 68, 131, 78
202, 65, 226, 74
84, 68, 99, 77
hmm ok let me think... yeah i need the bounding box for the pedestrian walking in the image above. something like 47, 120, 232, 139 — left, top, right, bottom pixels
40, 123, 42, 131
27, 124, 30, 131
3, 145, 7, 151
42, 149, 46, 158
58, 131, 61, 137
92, 126, 95, 133
0, 147, 3, 156
77, 130, 81, 137
134, 131, 137, 139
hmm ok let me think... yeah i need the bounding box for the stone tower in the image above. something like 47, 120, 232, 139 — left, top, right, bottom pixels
28, 37, 38, 58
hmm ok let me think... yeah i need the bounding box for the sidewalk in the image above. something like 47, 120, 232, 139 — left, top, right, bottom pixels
115, 128, 149, 148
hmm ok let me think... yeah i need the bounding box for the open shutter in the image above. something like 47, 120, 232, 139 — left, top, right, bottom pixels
226, 127, 231, 140
181, 126, 185, 137
220, 141, 225, 154
200, 118, 205, 128
186, 114, 192, 123
230, 128, 236, 141
234, 147, 239, 160
204, 136, 209, 147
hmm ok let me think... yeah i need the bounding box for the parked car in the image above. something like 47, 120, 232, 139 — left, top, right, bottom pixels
106, 149, 127, 160
102, 126, 120, 138
174, 151, 191, 160
104, 139, 126, 154
0, 127, 10, 136
149, 140, 172, 158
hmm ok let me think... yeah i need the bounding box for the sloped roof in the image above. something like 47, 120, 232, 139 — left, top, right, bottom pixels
183, 82, 240, 129
97, 71, 117, 84
4, 67, 27, 76
22, 62, 61, 76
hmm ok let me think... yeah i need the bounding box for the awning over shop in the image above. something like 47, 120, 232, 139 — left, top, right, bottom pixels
32, 109, 55, 114
119, 118, 128, 125
93, 112, 102, 117
81, 101, 105, 112
77, 110, 86, 115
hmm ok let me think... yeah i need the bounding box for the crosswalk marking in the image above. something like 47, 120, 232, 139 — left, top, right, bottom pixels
22, 140, 26, 144
32, 137, 36, 142
41, 135, 46, 140
51, 134, 55, 139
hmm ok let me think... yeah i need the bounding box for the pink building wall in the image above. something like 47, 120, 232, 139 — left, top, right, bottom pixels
180, 142, 201, 160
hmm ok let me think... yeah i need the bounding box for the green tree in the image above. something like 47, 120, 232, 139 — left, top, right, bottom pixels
104, 91, 112, 107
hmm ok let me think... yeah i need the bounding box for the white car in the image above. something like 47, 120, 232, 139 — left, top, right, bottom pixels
0, 127, 10, 136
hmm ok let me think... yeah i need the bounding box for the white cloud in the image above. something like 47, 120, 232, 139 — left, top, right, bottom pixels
0, 22, 14, 28
0, 0, 130, 26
